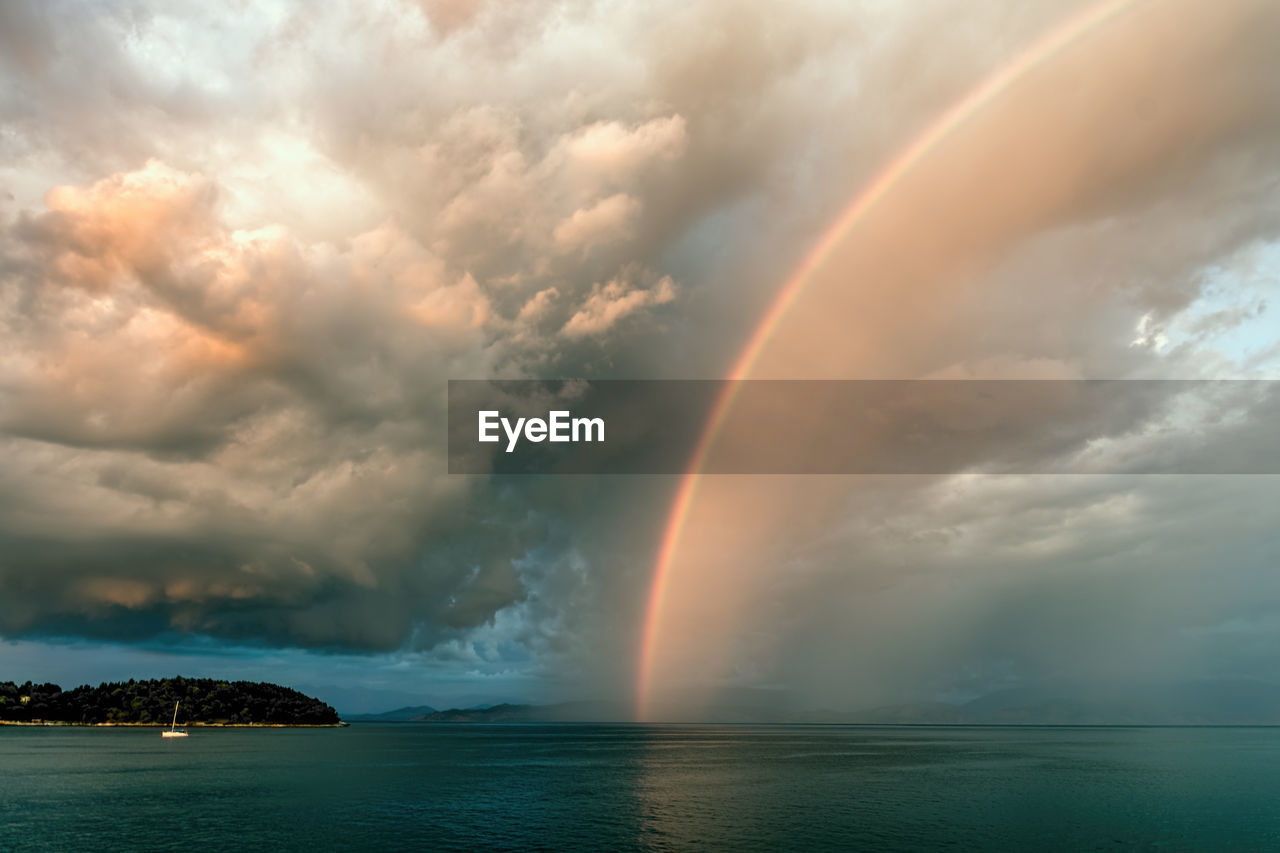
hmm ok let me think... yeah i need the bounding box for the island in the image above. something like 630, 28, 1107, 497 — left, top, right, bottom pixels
0, 677, 343, 726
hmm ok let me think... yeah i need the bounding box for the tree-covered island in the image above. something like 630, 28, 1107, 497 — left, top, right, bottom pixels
0, 677, 343, 726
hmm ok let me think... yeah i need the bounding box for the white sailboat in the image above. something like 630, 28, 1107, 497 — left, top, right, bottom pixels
161, 700, 189, 738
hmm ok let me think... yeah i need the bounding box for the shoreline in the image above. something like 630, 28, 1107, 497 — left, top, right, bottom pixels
0, 720, 348, 728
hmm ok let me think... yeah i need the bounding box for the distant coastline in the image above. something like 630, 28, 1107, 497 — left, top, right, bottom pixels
344, 679, 1280, 726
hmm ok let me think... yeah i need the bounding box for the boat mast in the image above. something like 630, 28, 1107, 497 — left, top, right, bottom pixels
171, 700, 179, 730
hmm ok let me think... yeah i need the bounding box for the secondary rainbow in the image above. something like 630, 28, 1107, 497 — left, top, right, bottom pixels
635, 0, 1151, 721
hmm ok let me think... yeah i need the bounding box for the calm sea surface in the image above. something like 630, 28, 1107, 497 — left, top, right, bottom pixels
3, 724, 1280, 851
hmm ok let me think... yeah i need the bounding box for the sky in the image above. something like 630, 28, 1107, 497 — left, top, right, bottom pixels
2, 0, 1280, 717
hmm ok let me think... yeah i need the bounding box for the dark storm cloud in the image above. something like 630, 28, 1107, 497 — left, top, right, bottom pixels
0, 0, 887, 668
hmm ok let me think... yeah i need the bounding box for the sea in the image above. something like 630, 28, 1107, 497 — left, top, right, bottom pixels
3, 723, 1279, 851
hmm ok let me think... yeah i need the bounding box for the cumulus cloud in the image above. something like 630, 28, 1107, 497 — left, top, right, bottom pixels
561, 274, 676, 338
0, 158, 516, 649
0, 0, 799, 676
559, 116, 689, 184
553, 193, 641, 252
516, 286, 559, 323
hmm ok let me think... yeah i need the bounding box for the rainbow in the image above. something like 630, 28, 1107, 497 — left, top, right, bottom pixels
635, 0, 1151, 721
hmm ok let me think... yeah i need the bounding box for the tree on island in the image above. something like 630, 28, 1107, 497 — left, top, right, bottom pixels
0, 678, 340, 725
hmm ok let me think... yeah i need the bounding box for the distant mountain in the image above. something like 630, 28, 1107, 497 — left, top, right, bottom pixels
343, 705, 438, 722
356, 679, 1280, 726
0, 678, 342, 726
413, 703, 540, 722
407, 701, 631, 723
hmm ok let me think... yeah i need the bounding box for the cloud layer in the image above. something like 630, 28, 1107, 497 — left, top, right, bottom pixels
3, 0, 1280, 712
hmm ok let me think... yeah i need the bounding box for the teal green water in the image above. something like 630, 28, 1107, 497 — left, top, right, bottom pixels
3, 724, 1280, 851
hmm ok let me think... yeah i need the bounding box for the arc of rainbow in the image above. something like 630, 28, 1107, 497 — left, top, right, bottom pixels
636, 0, 1151, 721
